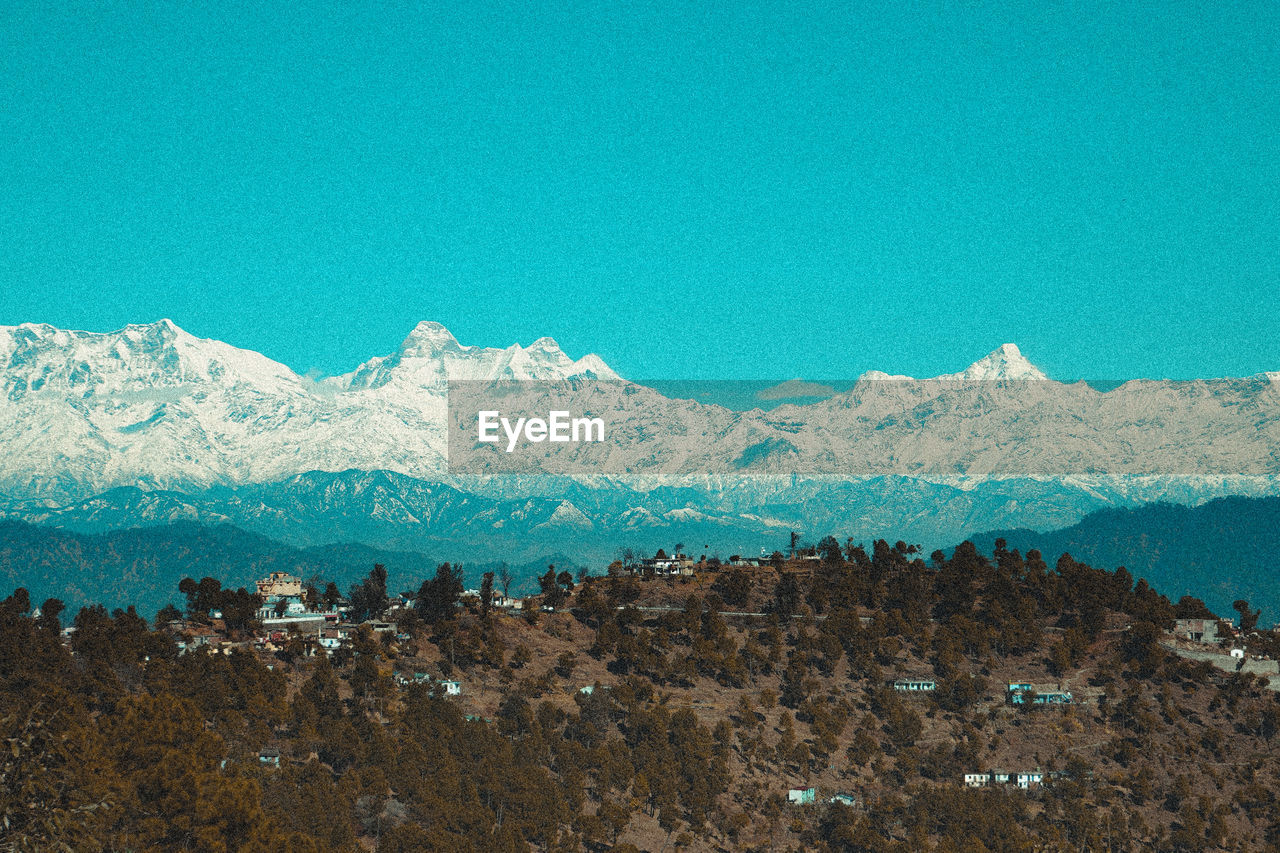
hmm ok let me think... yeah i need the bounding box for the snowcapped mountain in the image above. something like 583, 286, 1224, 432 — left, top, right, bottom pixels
857, 343, 1046, 382
935, 343, 1047, 381
1, 319, 299, 395
0, 319, 616, 497
340, 320, 617, 389
1, 320, 1278, 555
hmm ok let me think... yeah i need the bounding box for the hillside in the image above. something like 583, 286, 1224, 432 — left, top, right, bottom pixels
969, 496, 1280, 626
4, 540, 1280, 850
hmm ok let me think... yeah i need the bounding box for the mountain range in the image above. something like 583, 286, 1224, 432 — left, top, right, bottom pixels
7, 494, 1280, 624
0, 319, 614, 498
1, 320, 1278, 569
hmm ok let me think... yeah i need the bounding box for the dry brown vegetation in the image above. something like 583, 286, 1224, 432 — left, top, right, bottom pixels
4, 540, 1280, 851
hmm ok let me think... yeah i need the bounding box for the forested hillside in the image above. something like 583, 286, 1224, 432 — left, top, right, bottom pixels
4, 540, 1280, 851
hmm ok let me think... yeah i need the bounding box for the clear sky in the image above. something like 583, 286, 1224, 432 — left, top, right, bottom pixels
1, 1, 1276, 380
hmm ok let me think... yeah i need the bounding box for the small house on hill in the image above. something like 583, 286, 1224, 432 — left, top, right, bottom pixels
893, 678, 936, 693
963, 770, 1048, 789
1008, 682, 1072, 705
1016, 771, 1044, 789
1174, 618, 1218, 644
787, 787, 815, 805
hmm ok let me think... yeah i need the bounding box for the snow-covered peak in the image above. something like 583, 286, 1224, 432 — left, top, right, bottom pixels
574, 353, 616, 378
528, 336, 561, 352
856, 344, 1047, 382
0, 319, 300, 395
398, 321, 462, 355
342, 322, 618, 389
937, 343, 1048, 381
857, 369, 916, 382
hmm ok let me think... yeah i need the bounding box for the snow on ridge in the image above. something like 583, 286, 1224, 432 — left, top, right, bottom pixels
857, 370, 916, 382
0, 318, 623, 498
935, 343, 1049, 381
856, 344, 1048, 383
339, 321, 619, 389
0, 318, 302, 393
3, 321, 1279, 502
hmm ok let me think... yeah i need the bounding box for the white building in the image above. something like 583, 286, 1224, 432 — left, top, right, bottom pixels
893, 678, 936, 692
787, 787, 815, 805
1016, 772, 1044, 789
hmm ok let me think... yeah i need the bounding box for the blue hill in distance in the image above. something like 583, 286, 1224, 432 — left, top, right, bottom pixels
967, 496, 1280, 628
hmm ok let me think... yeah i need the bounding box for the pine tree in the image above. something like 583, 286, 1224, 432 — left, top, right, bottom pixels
416, 563, 463, 625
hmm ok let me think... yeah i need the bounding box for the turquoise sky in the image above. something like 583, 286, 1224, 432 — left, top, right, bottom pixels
1, 1, 1276, 380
